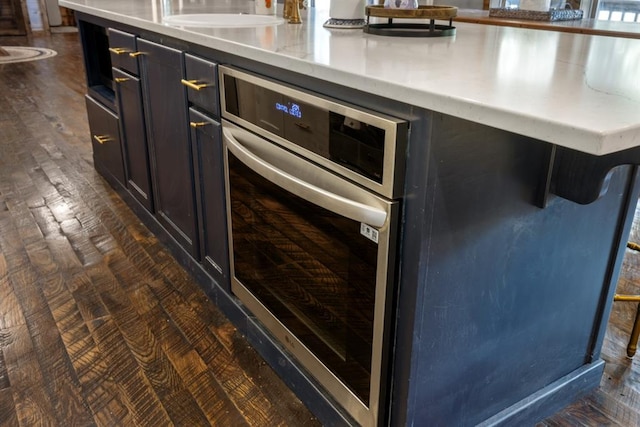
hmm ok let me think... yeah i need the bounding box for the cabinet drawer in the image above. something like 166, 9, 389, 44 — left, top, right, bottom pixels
108, 28, 139, 75
85, 95, 125, 185
184, 54, 218, 116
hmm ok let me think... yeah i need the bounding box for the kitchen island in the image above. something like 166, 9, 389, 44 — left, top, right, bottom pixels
59, 0, 640, 425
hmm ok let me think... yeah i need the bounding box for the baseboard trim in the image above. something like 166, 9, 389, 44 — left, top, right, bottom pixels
478, 359, 605, 426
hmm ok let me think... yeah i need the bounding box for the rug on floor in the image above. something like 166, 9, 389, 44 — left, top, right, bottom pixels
0, 47, 57, 64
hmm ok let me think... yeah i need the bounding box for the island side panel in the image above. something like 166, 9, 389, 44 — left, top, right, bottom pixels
394, 112, 636, 426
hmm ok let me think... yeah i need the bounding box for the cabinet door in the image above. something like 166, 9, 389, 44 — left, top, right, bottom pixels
138, 39, 199, 258
113, 68, 154, 212
85, 95, 125, 186
190, 109, 229, 288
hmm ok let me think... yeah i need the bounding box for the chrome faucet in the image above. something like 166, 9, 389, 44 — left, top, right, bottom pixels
283, 0, 305, 24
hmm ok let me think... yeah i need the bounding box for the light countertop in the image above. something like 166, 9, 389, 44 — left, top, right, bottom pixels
60, 0, 640, 156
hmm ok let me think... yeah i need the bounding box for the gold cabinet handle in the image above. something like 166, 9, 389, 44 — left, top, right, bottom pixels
93, 135, 112, 144
114, 77, 129, 83
129, 51, 145, 58
190, 121, 209, 129
181, 79, 211, 91
108, 47, 130, 55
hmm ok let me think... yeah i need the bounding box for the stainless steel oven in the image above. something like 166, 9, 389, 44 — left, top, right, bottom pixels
219, 66, 408, 426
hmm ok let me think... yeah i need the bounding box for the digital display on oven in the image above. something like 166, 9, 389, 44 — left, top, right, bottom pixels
275, 102, 302, 119
223, 74, 385, 184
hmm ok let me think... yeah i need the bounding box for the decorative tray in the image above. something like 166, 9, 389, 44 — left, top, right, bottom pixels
366, 5, 458, 20
488, 8, 584, 21
364, 5, 458, 37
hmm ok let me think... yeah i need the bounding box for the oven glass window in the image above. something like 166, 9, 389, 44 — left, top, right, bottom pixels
228, 152, 378, 404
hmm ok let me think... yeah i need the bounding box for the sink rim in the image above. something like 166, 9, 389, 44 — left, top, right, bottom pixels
162, 13, 286, 28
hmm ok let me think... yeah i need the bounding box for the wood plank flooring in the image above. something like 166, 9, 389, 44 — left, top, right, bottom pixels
0, 31, 639, 426
0, 32, 319, 427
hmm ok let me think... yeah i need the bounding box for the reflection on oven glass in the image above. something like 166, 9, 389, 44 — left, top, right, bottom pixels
329, 113, 385, 183
229, 153, 377, 404
256, 87, 285, 136
283, 98, 331, 158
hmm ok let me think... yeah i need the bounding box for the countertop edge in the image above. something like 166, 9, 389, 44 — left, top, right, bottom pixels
60, 1, 639, 157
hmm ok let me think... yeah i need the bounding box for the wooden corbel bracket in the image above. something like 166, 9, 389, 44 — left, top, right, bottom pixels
537, 145, 640, 207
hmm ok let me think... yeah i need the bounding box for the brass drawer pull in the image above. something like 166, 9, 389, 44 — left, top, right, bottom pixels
93, 135, 112, 144
108, 47, 130, 55
190, 121, 209, 129
181, 79, 211, 91
114, 77, 130, 83
129, 51, 145, 58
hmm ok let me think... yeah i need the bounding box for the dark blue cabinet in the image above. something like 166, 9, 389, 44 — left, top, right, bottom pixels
189, 109, 229, 289
113, 68, 153, 213
138, 38, 200, 259
85, 95, 125, 187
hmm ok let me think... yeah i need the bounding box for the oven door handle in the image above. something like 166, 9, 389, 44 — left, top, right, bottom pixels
223, 124, 389, 228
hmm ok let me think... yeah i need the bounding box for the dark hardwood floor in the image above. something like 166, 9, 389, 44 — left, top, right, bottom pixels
0, 32, 319, 426
0, 31, 639, 426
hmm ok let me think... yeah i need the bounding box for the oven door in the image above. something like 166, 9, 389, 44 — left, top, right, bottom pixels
222, 120, 398, 426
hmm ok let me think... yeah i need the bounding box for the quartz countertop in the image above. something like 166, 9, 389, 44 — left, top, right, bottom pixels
60, 0, 640, 156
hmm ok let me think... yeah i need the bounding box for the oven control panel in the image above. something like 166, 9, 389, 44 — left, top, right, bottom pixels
219, 66, 408, 199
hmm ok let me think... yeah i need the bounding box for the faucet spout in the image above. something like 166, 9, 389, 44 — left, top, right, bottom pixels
284, 0, 305, 24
